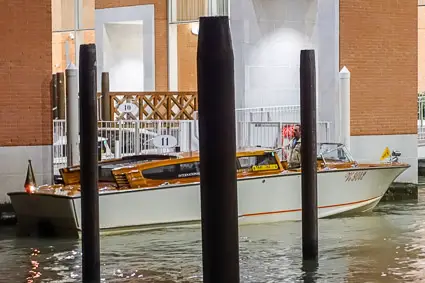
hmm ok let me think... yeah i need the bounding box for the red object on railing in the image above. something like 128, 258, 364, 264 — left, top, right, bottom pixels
281, 125, 294, 139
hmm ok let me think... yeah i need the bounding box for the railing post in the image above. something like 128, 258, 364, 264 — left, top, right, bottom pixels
188, 121, 193, 152
134, 122, 140, 155
101, 72, 111, 121
339, 66, 351, 150
118, 121, 123, 156
114, 140, 121, 158
65, 64, 80, 166
420, 96, 424, 128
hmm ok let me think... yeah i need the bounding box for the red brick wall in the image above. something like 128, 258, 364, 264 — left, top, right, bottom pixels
0, 0, 52, 146
419, 7, 425, 93
340, 0, 418, 136
95, 0, 169, 91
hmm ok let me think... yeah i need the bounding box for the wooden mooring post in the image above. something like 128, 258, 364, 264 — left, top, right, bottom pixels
57, 72, 66, 119
79, 43, 101, 282
197, 16, 240, 283
51, 73, 58, 119
300, 49, 319, 261
101, 72, 111, 121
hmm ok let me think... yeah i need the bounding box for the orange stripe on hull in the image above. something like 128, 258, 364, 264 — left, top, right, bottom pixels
240, 196, 381, 217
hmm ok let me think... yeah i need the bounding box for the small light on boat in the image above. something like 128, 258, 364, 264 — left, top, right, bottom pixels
25, 184, 36, 194
24, 159, 37, 194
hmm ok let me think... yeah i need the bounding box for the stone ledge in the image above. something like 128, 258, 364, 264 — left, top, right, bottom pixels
381, 182, 419, 202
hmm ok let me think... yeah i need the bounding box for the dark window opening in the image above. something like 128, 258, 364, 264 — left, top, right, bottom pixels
142, 161, 201, 180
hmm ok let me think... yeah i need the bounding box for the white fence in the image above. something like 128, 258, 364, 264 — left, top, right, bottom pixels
53, 105, 332, 173
419, 96, 425, 144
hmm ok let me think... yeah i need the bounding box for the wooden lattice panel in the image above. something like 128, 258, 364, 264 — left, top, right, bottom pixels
109, 92, 198, 120
109, 93, 141, 120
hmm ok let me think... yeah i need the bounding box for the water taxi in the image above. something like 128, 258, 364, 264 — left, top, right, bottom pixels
8, 143, 409, 238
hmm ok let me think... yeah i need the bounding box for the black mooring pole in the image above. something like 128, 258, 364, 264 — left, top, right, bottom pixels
197, 16, 240, 283
300, 49, 318, 261
79, 43, 101, 282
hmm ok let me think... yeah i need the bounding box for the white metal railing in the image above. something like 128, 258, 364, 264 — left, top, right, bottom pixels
52, 104, 332, 173
53, 120, 196, 174
235, 105, 300, 123
418, 96, 425, 144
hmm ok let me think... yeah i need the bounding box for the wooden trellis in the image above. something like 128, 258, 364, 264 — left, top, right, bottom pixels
108, 92, 198, 121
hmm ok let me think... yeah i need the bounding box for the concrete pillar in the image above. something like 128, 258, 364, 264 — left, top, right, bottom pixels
339, 66, 351, 150
65, 64, 80, 166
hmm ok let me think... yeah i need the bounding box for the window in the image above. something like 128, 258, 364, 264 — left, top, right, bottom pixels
178, 162, 200, 178
237, 154, 279, 171
79, 0, 95, 29
142, 164, 178, 180
52, 32, 76, 73
52, 0, 76, 31
51, 0, 96, 73
142, 161, 201, 180
238, 156, 258, 169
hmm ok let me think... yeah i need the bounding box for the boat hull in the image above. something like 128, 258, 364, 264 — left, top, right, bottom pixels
8, 166, 408, 238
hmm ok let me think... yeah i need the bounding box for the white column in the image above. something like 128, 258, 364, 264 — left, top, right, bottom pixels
65, 63, 80, 166
339, 66, 351, 150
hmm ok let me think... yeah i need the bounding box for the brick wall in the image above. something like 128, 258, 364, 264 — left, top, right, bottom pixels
419, 6, 425, 93
96, 0, 169, 91
0, 0, 52, 146
340, 0, 418, 136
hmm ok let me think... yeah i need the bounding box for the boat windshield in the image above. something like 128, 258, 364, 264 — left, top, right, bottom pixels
317, 143, 354, 163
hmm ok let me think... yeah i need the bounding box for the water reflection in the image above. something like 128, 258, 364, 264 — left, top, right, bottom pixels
301, 260, 318, 283
0, 190, 425, 282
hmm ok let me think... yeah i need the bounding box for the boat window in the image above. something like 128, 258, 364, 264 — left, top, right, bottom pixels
142, 161, 201, 180
178, 162, 200, 178
142, 164, 178, 180
237, 153, 279, 170
99, 167, 115, 182
317, 143, 354, 163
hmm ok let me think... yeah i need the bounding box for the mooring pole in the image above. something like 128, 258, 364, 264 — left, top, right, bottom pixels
57, 72, 66, 120
79, 43, 100, 282
300, 49, 318, 261
197, 16, 240, 283
65, 63, 79, 166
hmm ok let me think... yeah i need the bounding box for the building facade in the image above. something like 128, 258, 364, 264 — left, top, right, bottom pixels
0, 0, 418, 203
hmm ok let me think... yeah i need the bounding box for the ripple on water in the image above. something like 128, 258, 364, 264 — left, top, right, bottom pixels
2, 191, 425, 282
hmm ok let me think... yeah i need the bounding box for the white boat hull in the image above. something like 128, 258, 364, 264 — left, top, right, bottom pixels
8, 166, 408, 238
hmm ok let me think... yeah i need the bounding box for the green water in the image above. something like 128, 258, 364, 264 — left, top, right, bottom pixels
0, 190, 424, 282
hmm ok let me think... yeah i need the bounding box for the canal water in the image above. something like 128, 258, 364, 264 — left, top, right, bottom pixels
1, 190, 425, 283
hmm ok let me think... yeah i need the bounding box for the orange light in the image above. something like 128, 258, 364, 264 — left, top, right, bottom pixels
25, 185, 35, 194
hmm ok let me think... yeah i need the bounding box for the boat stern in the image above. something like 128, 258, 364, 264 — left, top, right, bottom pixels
7, 192, 80, 238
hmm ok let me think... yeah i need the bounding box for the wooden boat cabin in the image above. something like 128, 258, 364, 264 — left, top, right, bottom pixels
41, 143, 363, 196
110, 148, 285, 189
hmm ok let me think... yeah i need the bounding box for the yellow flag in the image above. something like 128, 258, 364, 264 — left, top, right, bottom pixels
380, 147, 391, 161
